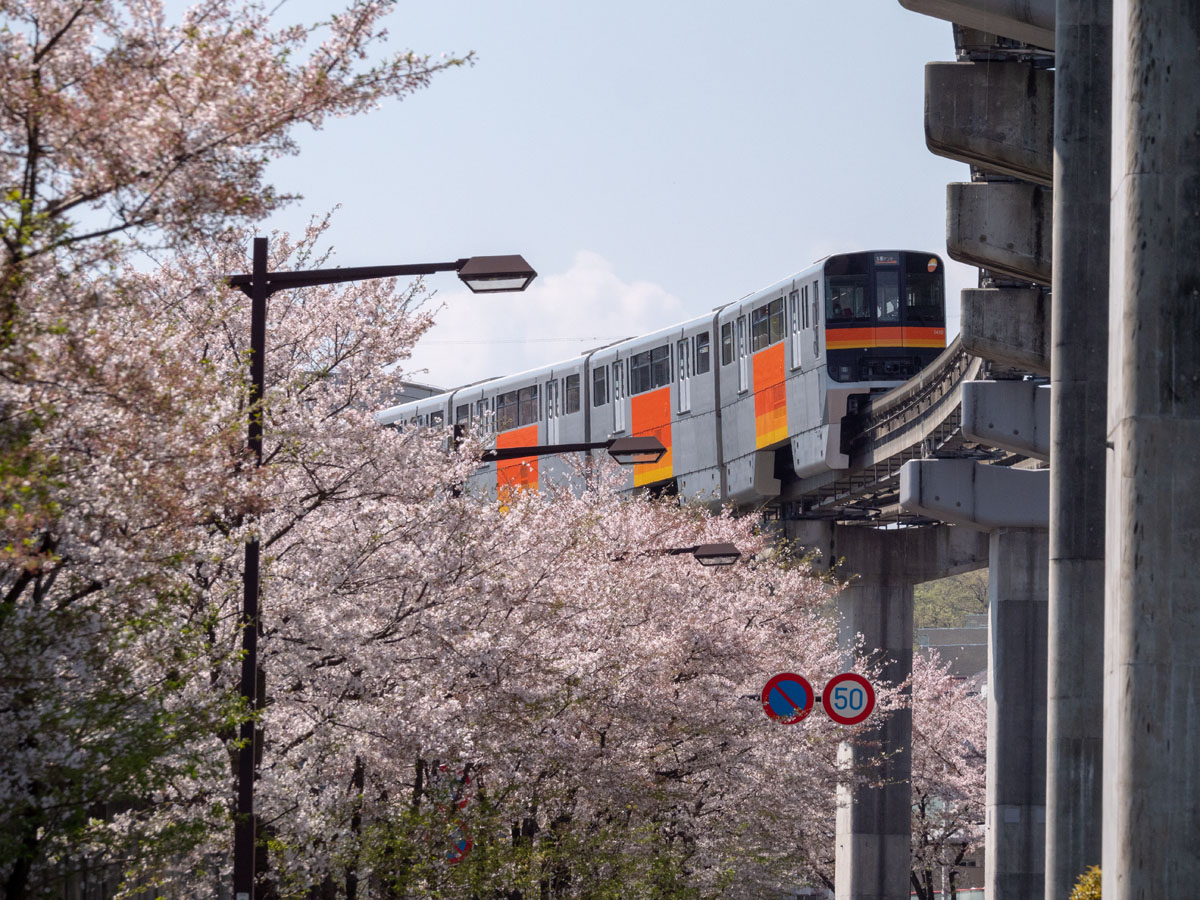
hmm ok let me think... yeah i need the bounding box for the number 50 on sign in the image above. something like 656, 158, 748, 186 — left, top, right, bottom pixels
821, 672, 875, 725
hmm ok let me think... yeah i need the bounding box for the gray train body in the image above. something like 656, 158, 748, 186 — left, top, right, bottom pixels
376, 250, 947, 507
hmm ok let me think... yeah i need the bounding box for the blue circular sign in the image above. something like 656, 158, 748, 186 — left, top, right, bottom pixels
761, 672, 815, 724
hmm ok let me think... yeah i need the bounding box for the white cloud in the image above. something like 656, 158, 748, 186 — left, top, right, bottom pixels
403, 251, 687, 389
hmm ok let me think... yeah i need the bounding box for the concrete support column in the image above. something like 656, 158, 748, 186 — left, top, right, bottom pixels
987, 529, 1049, 900
1046, 2, 1111, 896
835, 579, 914, 900
785, 523, 988, 900
1104, 1, 1200, 895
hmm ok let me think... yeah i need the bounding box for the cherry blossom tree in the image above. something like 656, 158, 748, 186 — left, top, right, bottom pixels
0, 4, 944, 898
3, 210, 895, 899
909, 651, 987, 900
0, 0, 466, 894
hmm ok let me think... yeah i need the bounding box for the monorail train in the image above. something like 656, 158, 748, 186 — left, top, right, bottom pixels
376, 250, 946, 507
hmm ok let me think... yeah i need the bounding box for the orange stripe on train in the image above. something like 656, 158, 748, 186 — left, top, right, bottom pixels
496, 423, 540, 504
631, 386, 673, 487
825, 326, 946, 350
753, 343, 788, 449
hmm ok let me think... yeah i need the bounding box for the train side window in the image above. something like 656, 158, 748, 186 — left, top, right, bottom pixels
696, 331, 711, 374
497, 391, 518, 431
455, 404, 469, 425
593, 366, 609, 406
518, 385, 538, 426
790, 289, 803, 369
737, 316, 748, 392
720, 322, 733, 366
801, 285, 809, 329
430, 410, 444, 428
751, 297, 785, 350
476, 398, 492, 433
565, 374, 580, 414
811, 282, 821, 357
630, 344, 671, 394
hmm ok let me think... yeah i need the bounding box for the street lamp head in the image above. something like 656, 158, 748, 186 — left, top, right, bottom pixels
606, 436, 667, 466
691, 543, 742, 567
457, 255, 538, 293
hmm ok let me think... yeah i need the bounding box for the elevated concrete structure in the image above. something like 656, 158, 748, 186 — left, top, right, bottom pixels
963, 381, 1051, 461
925, 61, 1054, 186
987, 529, 1049, 900
785, 522, 989, 900
961, 288, 1051, 375
1045, 1, 1110, 895
898, 0, 1055, 49
947, 182, 1053, 285
1104, 0, 1200, 895
899, 463, 1048, 900
899, 459, 1049, 531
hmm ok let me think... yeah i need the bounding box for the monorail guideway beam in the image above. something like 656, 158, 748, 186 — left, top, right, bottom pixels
785, 522, 990, 900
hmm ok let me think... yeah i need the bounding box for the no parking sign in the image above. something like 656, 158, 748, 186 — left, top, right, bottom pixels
760, 672, 816, 724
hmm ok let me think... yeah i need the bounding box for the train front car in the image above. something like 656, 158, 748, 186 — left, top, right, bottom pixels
818, 249, 946, 463
823, 250, 946, 384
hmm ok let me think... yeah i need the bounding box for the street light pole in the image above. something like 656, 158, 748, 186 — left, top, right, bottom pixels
233, 237, 267, 900
227, 238, 535, 900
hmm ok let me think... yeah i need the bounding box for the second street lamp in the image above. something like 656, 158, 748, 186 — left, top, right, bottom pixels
664, 543, 743, 567
225, 238, 535, 900
479, 435, 667, 466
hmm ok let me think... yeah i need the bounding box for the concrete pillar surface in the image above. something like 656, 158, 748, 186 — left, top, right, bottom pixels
1105, 1, 1200, 895
785, 524, 988, 900
987, 529, 1049, 900
836, 578, 915, 900
1046, 1, 1111, 896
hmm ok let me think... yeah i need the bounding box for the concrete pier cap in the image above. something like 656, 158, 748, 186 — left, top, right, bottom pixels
963, 380, 1051, 461
899, 458, 1050, 530
961, 287, 1051, 375
898, 0, 1054, 49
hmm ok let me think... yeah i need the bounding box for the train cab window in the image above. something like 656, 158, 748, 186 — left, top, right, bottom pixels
630, 344, 671, 394
696, 332, 711, 374
751, 297, 785, 351
876, 269, 900, 323
592, 366, 609, 406
455, 404, 469, 425
801, 285, 809, 328
565, 374, 580, 414
720, 322, 734, 366
827, 276, 867, 322
904, 256, 945, 325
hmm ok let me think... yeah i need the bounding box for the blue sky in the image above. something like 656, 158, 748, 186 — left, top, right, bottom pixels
256, 1, 975, 389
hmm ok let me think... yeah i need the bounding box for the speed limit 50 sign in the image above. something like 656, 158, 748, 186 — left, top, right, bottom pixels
821, 672, 876, 725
